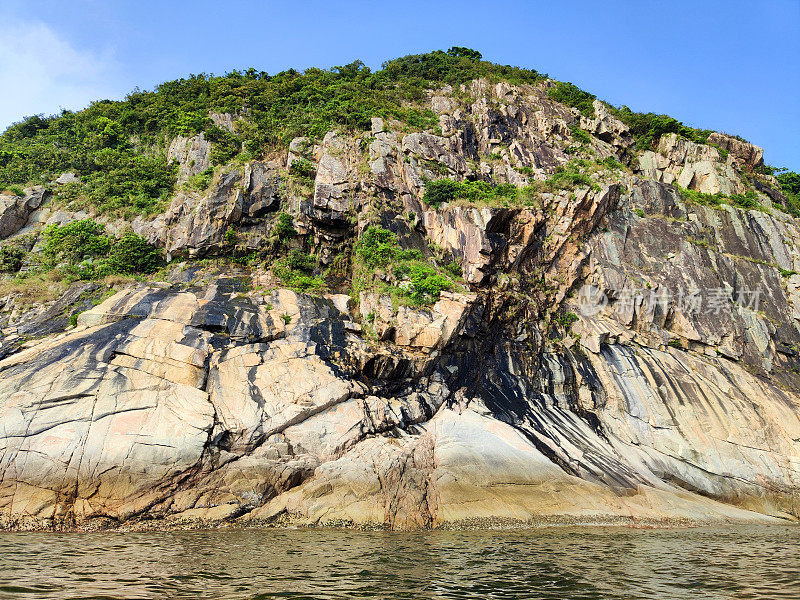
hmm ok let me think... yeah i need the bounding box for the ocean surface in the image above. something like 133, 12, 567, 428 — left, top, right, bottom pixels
0, 525, 797, 599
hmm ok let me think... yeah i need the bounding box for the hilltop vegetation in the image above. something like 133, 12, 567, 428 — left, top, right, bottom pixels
0, 47, 798, 310
0, 48, 543, 216
3, 47, 794, 219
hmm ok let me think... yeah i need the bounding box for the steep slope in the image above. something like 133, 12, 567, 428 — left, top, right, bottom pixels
0, 52, 799, 530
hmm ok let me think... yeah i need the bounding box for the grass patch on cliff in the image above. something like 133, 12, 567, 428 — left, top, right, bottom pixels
675, 186, 765, 212
608, 106, 713, 150
0, 269, 71, 304
271, 249, 326, 293
352, 225, 461, 306
422, 162, 600, 208
28, 219, 164, 281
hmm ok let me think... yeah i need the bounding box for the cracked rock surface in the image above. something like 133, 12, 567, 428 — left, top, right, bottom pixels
1, 79, 799, 530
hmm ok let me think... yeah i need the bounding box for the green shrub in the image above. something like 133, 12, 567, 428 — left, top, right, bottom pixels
170, 111, 210, 136
443, 261, 462, 278
422, 178, 462, 207
422, 178, 518, 207
677, 186, 761, 211
41, 220, 162, 278
205, 125, 241, 165
232, 250, 258, 266
273, 213, 296, 243
545, 165, 597, 191
352, 224, 459, 305
556, 311, 579, 329
355, 225, 399, 266
728, 191, 758, 210
598, 156, 624, 171
83, 149, 177, 217
446, 47, 482, 60
610, 106, 712, 150
68, 313, 79, 328
569, 125, 592, 145
285, 248, 315, 272
7, 185, 24, 196
395, 262, 451, 305
272, 249, 324, 293
548, 82, 596, 118
675, 186, 724, 207
0, 245, 25, 273
710, 143, 729, 161
107, 232, 163, 274
224, 226, 237, 247
777, 170, 800, 198
290, 158, 316, 178
186, 166, 214, 191
398, 248, 424, 261
42, 219, 111, 265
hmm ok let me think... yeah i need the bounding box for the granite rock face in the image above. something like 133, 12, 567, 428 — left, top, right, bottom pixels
1, 78, 799, 530
0, 187, 47, 240
167, 134, 211, 182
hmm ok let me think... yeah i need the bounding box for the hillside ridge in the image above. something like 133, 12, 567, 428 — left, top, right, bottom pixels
1, 49, 799, 530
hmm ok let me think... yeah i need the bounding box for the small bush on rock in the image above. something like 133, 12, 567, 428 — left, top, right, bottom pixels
353, 225, 461, 306
107, 232, 163, 274
569, 125, 592, 145
273, 213, 297, 243
42, 219, 111, 265
0, 245, 25, 273
289, 158, 316, 178
548, 82, 596, 118
41, 219, 162, 279
273, 249, 325, 293
422, 178, 518, 207
355, 226, 399, 266
394, 262, 452, 305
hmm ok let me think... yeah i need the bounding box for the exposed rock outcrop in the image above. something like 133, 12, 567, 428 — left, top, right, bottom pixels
637, 133, 746, 195
167, 134, 211, 182
0, 187, 47, 240
1, 76, 799, 531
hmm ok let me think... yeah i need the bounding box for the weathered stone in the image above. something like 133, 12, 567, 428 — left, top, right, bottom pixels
0, 187, 47, 239
707, 132, 764, 168
243, 161, 282, 217
167, 134, 211, 182
54, 172, 80, 185
637, 133, 746, 195
2, 78, 799, 533
580, 100, 632, 146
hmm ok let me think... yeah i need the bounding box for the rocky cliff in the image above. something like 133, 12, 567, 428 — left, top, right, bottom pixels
1, 67, 799, 530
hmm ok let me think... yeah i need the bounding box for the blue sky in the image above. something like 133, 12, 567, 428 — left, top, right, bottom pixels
1, 0, 798, 169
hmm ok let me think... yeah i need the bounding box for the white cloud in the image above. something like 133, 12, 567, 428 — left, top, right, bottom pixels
0, 19, 122, 130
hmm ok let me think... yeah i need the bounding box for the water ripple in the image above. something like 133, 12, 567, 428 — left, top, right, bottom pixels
0, 525, 797, 599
